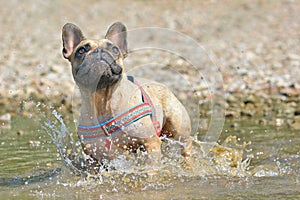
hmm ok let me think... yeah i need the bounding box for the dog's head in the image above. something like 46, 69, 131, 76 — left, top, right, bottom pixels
62, 22, 127, 90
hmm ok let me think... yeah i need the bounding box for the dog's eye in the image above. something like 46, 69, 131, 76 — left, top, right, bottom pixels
76, 47, 88, 58
78, 47, 87, 55
112, 46, 119, 56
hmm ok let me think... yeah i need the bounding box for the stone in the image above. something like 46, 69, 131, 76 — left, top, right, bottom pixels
257, 118, 267, 125
287, 53, 300, 60
230, 122, 239, 128
0, 113, 11, 129
244, 94, 257, 105
275, 118, 284, 127
279, 87, 298, 97
225, 110, 239, 118
288, 117, 300, 130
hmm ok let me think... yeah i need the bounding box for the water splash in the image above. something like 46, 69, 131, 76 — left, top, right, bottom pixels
22, 99, 85, 175
21, 99, 251, 191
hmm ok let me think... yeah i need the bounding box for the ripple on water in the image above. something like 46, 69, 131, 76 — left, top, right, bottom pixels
2, 101, 300, 198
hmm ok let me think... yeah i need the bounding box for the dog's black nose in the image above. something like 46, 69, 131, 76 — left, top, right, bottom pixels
111, 64, 122, 75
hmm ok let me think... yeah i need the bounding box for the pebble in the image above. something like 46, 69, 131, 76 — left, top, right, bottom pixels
287, 53, 300, 60
288, 117, 300, 130
275, 118, 284, 127
258, 118, 267, 125
241, 109, 255, 117
279, 87, 298, 97
230, 123, 239, 128
244, 95, 258, 105
0, 113, 11, 129
225, 110, 238, 118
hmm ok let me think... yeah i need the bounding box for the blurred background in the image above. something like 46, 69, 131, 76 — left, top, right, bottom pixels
0, 0, 299, 119
0, 0, 299, 120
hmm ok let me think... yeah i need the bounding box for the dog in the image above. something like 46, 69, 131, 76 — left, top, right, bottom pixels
62, 22, 192, 172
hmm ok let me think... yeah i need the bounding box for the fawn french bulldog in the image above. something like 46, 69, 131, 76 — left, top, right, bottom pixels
62, 22, 192, 172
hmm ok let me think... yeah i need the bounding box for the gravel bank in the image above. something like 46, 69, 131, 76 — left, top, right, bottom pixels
0, 0, 299, 128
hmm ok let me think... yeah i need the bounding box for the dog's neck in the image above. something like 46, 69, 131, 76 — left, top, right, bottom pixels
78, 78, 124, 126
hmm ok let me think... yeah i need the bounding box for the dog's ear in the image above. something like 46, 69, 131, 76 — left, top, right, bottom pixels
105, 22, 128, 58
62, 23, 85, 61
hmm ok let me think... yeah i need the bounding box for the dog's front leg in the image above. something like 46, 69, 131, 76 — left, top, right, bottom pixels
181, 138, 193, 168
144, 136, 162, 166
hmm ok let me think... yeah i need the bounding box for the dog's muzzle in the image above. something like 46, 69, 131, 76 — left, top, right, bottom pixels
75, 48, 123, 89
92, 48, 122, 75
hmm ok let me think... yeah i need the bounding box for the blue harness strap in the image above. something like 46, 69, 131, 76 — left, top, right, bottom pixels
77, 76, 161, 146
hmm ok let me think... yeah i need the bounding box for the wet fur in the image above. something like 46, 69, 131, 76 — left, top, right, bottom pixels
62, 22, 192, 171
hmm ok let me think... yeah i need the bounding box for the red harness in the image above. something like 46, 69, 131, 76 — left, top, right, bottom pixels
77, 76, 161, 149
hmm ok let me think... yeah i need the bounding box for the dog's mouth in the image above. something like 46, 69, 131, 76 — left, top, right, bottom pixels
74, 48, 123, 90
